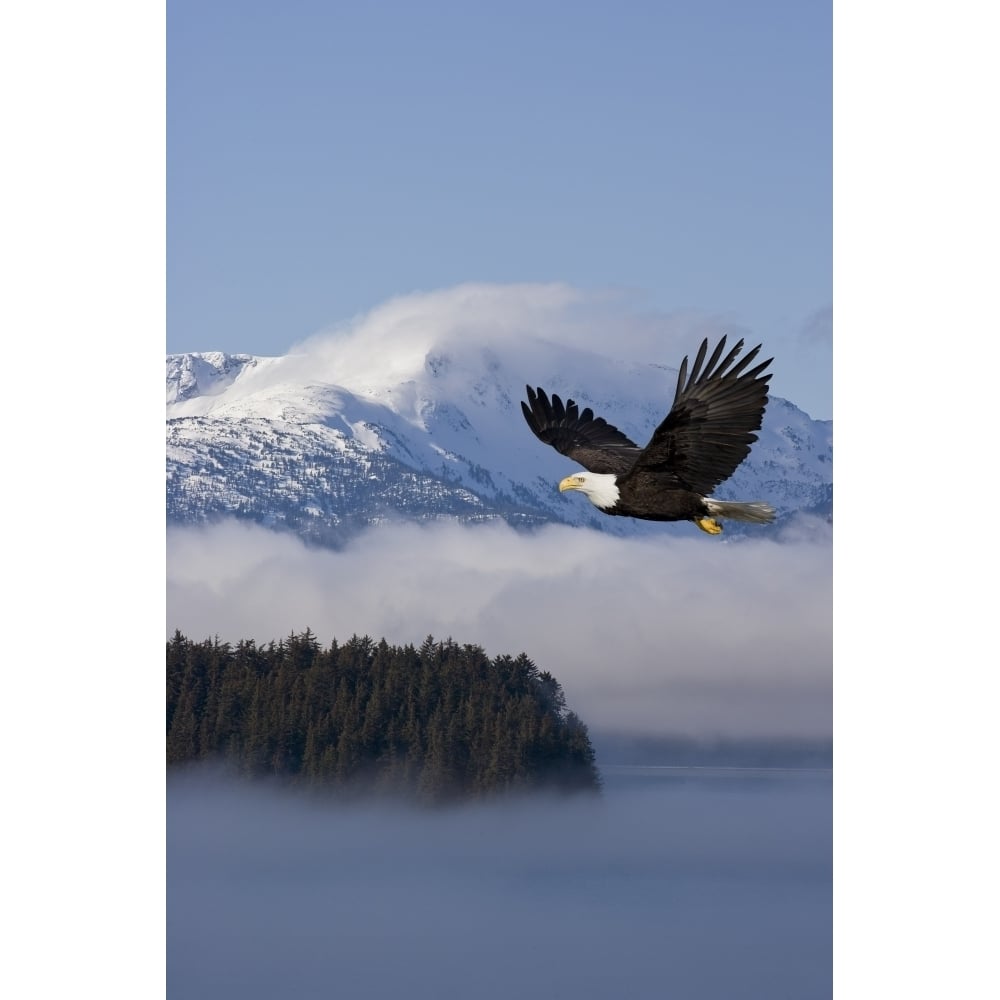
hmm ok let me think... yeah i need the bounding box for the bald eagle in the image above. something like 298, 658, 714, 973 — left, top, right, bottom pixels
521, 336, 776, 535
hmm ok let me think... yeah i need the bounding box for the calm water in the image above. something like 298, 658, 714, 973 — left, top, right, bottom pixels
168, 765, 832, 999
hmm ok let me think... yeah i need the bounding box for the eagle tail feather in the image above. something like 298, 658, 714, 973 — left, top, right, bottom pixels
704, 499, 776, 525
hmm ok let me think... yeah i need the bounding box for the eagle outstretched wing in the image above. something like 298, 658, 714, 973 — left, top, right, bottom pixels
520, 386, 641, 476
622, 336, 773, 495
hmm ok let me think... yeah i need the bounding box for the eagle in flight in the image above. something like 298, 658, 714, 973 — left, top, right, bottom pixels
521, 336, 776, 535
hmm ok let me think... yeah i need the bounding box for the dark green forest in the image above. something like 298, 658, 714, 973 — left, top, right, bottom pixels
167, 630, 601, 803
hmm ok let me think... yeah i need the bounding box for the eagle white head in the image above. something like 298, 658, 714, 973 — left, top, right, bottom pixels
558, 472, 620, 510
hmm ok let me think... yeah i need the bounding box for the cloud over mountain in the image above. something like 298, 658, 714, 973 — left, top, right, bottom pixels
167, 284, 832, 546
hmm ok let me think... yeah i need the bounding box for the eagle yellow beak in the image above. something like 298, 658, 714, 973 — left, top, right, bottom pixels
559, 475, 583, 493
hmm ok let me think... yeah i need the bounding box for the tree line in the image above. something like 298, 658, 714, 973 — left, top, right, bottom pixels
167, 629, 600, 803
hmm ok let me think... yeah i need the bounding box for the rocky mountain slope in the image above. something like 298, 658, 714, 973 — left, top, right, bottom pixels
167, 323, 831, 547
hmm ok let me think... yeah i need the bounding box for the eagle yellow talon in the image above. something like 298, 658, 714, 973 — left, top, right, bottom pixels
695, 517, 723, 535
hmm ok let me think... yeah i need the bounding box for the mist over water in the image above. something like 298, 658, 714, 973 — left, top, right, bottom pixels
167, 510, 831, 996
168, 767, 831, 1000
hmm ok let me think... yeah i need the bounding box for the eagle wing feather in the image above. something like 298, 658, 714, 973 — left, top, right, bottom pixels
520, 386, 641, 475
622, 336, 773, 495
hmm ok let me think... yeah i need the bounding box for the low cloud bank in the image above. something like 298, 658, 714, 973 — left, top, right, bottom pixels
167, 519, 831, 739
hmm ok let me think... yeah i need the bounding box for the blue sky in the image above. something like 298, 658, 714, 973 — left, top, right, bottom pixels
168, 0, 832, 416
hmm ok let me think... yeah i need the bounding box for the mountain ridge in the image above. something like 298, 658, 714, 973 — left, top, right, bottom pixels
167, 332, 832, 547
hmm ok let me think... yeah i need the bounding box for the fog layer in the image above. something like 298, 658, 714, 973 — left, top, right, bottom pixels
167, 519, 831, 739
168, 768, 831, 1000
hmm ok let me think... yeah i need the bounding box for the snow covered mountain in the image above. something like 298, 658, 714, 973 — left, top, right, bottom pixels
167, 298, 831, 547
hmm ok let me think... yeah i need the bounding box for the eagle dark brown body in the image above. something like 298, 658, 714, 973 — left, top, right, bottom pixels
520, 336, 776, 534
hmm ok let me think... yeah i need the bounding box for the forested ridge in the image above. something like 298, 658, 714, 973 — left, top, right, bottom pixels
167, 630, 600, 803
